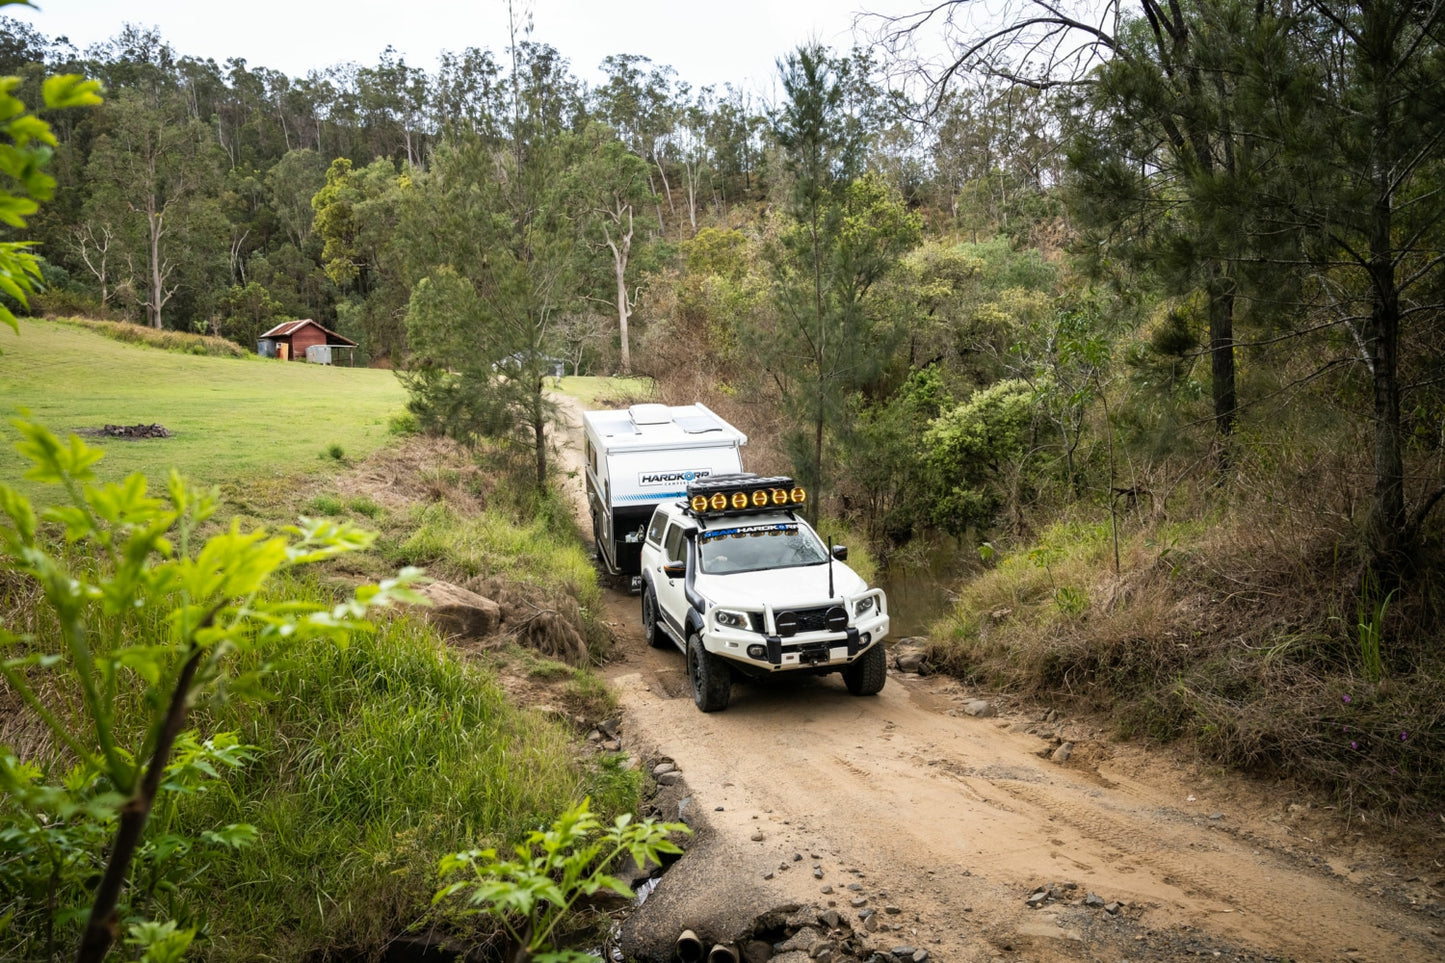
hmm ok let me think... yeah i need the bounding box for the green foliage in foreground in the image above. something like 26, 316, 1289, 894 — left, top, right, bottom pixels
436, 799, 687, 963
178, 590, 642, 960
0, 67, 103, 341
0, 423, 646, 960
0, 419, 424, 961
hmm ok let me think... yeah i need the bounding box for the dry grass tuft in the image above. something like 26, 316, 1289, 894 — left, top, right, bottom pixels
55, 317, 250, 358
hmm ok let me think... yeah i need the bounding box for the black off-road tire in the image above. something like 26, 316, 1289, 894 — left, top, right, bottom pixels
843, 641, 887, 696
687, 632, 732, 712
641, 587, 668, 649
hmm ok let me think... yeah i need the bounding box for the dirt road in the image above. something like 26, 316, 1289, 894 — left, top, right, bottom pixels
556, 400, 1443, 962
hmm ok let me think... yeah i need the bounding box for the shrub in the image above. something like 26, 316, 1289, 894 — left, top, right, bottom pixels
0, 420, 421, 961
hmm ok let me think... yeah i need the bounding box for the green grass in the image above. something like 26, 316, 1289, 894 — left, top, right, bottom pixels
0, 319, 407, 497
555, 375, 657, 407
177, 593, 639, 961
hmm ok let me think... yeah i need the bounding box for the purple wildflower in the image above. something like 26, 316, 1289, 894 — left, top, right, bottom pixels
1343, 695, 1351, 703
1401, 731, 1408, 741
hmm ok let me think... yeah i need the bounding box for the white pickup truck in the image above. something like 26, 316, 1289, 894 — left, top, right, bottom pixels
637, 473, 890, 712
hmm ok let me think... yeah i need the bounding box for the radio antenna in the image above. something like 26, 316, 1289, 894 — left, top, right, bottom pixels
827, 532, 835, 598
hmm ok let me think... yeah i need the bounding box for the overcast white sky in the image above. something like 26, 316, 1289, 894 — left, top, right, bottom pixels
8, 0, 938, 97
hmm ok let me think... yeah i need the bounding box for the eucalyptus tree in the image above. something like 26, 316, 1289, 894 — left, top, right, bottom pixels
310, 155, 408, 357
678, 87, 714, 234
575, 125, 654, 374
596, 53, 683, 233
83, 84, 226, 328
705, 84, 764, 205
356, 46, 431, 168
268, 147, 328, 249
433, 46, 507, 137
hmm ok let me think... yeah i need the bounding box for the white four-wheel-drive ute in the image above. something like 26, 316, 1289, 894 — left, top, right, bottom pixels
637, 472, 890, 712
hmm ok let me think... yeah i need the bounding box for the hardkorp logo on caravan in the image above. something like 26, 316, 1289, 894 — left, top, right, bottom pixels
638, 469, 711, 487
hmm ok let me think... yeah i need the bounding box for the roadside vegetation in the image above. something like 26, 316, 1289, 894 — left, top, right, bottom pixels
0, 326, 644, 960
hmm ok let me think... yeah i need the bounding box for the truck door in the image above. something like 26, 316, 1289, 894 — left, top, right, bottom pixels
653, 521, 690, 641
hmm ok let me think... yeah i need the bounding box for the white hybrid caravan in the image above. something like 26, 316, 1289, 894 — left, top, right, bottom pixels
582, 403, 747, 588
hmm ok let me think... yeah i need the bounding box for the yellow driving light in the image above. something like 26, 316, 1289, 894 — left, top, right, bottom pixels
752, 489, 769, 507
691, 495, 709, 512
790, 487, 807, 504
771, 488, 788, 505
710, 493, 728, 510
731, 491, 748, 509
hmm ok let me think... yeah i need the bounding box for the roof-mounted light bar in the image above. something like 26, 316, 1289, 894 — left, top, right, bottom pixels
685, 473, 806, 517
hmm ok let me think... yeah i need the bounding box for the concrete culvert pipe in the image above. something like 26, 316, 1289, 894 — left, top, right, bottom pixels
706, 944, 739, 963
675, 929, 704, 963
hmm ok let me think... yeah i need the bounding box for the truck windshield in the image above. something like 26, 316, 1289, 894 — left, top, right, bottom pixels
697, 523, 828, 575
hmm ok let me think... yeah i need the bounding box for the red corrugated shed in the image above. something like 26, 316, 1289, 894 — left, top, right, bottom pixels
258, 319, 358, 361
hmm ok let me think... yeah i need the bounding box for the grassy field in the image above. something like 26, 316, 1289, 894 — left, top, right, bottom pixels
0, 319, 408, 495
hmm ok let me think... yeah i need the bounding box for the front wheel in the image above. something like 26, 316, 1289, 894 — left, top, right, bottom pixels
687, 632, 732, 712
641, 587, 668, 649
842, 641, 887, 696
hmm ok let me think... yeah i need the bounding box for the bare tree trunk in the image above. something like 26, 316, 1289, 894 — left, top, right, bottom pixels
148, 204, 165, 329
603, 205, 635, 375
654, 150, 674, 214
74, 224, 114, 306
229, 230, 249, 286
646, 171, 665, 236
683, 159, 699, 234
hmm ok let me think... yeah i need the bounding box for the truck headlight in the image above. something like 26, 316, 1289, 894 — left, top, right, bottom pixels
714, 609, 751, 630
855, 596, 876, 618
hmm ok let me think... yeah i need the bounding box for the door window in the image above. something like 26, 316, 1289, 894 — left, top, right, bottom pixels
646, 508, 668, 546
662, 523, 686, 564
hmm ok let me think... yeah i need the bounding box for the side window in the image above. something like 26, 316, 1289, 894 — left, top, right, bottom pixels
646, 508, 668, 546
662, 523, 685, 564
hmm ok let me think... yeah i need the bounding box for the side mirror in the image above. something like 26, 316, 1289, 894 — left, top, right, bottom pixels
831, 545, 848, 562
663, 561, 686, 579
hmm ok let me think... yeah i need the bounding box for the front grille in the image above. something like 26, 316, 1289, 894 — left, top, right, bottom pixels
792, 606, 833, 632
777, 605, 848, 634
